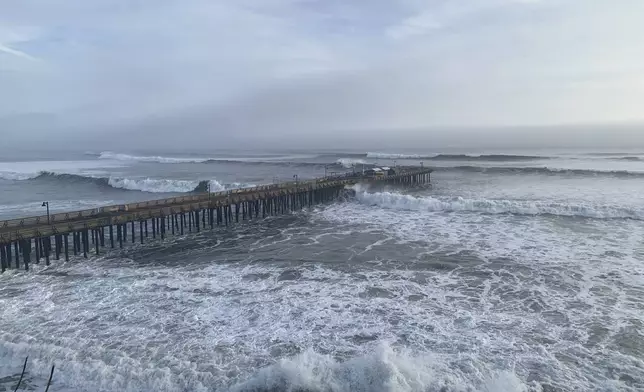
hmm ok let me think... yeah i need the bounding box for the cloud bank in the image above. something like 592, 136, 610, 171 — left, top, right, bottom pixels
1, 0, 643, 148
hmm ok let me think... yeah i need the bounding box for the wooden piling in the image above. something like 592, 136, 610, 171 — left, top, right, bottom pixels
35, 237, 40, 263
5, 243, 11, 269
64, 234, 69, 261
14, 241, 19, 268
1, 245, 6, 273
83, 230, 89, 258
44, 237, 50, 265
23, 239, 30, 270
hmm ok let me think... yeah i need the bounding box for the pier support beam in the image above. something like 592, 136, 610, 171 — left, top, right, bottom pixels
14, 242, 19, 269
83, 230, 89, 258
44, 237, 50, 265
23, 239, 30, 271
1, 246, 6, 273
64, 234, 69, 261
5, 243, 11, 270
35, 237, 40, 263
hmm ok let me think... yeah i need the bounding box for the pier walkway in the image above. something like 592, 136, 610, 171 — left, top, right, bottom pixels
0, 168, 432, 272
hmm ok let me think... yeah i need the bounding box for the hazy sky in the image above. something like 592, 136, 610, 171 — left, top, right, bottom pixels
1, 0, 644, 147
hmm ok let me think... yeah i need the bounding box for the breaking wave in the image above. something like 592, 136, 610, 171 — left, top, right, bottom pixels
99, 151, 326, 165
231, 344, 529, 392
0, 171, 37, 181
336, 158, 366, 168
1, 171, 250, 193
611, 156, 642, 161
98, 151, 211, 164
441, 166, 644, 177
366, 153, 548, 161
107, 177, 217, 193
354, 190, 643, 220
584, 152, 644, 156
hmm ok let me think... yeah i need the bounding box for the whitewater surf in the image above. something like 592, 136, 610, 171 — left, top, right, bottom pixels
1, 148, 643, 391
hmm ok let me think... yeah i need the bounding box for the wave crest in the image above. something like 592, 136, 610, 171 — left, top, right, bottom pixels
2, 171, 251, 193
336, 158, 366, 168
99, 151, 211, 164
366, 153, 547, 161
231, 343, 529, 392
354, 190, 643, 220
443, 166, 644, 178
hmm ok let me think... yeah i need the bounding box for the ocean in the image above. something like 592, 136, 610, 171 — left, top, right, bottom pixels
0, 148, 643, 391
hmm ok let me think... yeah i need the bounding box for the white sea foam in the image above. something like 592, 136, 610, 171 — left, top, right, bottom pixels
336, 158, 366, 168
2, 152, 644, 392
108, 178, 256, 193
107, 177, 207, 193
231, 343, 529, 392
353, 189, 644, 220
0, 171, 37, 180
1, 204, 643, 391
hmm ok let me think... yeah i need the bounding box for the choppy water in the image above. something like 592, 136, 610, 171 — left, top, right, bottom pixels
1, 148, 643, 391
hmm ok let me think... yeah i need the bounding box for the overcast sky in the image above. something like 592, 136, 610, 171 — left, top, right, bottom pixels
1, 0, 644, 148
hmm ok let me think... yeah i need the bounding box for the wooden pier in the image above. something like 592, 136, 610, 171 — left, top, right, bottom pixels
0, 168, 432, 272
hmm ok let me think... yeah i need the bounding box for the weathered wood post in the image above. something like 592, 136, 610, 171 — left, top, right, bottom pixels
54, 235, 60, 260
14, 242, 19, 268
64, 234, 69, 261
35, 237, 40, 263
83, 230, 89, 258
5, 243, 11, 270
118, 225, 123, 249
1, 245, 7, 273
23, 239, 30, 271
159, 218, 165, 240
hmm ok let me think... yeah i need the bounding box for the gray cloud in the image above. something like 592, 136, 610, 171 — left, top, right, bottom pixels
1, 0, 644, 148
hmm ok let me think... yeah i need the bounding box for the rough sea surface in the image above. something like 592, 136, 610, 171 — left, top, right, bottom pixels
1, 149, 643, 391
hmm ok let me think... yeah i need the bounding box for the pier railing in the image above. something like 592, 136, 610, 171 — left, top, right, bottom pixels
0, 171, 377, 229
0, 168, 433, 263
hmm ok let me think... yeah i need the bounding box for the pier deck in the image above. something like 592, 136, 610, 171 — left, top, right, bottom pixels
0, 168, 432, 272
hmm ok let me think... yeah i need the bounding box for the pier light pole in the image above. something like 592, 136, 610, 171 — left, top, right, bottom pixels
42, 201, 50, 224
